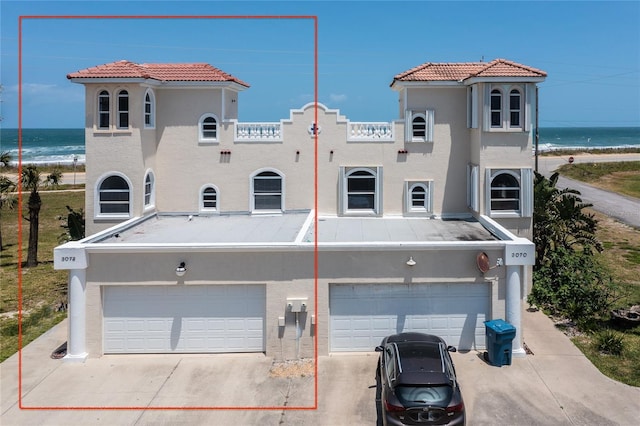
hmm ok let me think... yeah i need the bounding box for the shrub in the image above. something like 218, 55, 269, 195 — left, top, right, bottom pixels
529, 247, 617, 324
594, 329, 625, 356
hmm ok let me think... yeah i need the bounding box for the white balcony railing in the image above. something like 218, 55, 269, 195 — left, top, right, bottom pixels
347, 122, 394, 141
235, 122, 282, 142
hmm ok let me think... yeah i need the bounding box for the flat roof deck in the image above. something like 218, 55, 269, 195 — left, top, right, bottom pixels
95, 212, 498, 246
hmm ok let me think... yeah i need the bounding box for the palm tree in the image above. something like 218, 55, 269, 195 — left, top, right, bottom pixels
1, 151, 12, 168
533, 171, 602, 268
21, 165, 62, 266
0, 175, 17, 251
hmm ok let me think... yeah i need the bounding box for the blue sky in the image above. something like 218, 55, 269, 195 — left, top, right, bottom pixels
1, 0, 639, 128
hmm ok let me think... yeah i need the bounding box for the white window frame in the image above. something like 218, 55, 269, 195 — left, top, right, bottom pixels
199, 113, 219, 143
339, 166, 382, 216
95, 172, 132, 220
483, 84, 529, 132
490, 88, 503, 128
116, 89, 129, 129
404, 181, 434, 215
143, 170, 155, 210
97, 89, 110, 130
509, 88, 523, 129
404, 110, 434, 142
250, 168, 284, 213
485, 168, 533, 218
143, 89, 155, 129
199, 184, 219, 213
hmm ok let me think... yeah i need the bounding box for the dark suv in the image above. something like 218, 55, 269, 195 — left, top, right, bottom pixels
375, 332, 465, 425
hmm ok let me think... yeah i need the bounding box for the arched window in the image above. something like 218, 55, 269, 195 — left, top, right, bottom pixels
404, 181, 433, 215
144, 171, 155, 208
410, 184, 427, 210
98, 90, 110, 129
490, 89, 502, 127
252, 170, 283, 212
144, 89, 155, 128
201, 186, 218, 212
490, 171, 520, 211
346, 168, 376, 211
412, 115, 426, 138
117, 90, 129, 129
199, 114, 218, 141
509, 89, 522, 128
98, 175, 131, 217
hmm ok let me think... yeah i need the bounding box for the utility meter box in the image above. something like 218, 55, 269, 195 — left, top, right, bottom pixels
287, 298, 308, 313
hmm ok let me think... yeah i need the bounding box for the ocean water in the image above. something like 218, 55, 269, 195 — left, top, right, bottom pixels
538, 127, 640, 152
1, 127, 639, 165
1, 128, 85, 165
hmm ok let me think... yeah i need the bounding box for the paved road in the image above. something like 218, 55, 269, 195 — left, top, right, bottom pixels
537, 153, 640, 229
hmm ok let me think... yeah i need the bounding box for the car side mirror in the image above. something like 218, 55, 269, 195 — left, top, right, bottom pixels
375, 345, 383, 352
447, 346, 457, 352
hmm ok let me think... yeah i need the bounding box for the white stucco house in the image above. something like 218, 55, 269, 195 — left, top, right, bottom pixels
55, 58, 546, 362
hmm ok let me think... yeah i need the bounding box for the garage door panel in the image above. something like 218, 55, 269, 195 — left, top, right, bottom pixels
330, 283, 489, 352
103, 285, 265, 354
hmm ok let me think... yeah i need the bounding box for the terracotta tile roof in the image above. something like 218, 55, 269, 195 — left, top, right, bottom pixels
393, 58, 546, 83
67, 60, 250, 87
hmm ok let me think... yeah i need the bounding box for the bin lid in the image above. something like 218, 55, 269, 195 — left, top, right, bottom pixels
484, 319, 516, 333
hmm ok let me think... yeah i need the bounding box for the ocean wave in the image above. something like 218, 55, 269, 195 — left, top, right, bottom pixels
535, 143, 640, 153
6, 154, 86, 166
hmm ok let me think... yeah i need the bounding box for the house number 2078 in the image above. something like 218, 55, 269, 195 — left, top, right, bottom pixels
61, 256, 76, 262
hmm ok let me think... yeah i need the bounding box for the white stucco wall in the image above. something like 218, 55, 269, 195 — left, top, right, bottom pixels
82, 246, 506, 359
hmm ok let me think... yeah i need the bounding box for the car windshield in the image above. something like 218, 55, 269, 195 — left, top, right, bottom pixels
395, 384, 453, 407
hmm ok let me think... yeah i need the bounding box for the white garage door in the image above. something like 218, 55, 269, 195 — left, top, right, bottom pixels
103, 285, 265, 354
330, 283, 489, 352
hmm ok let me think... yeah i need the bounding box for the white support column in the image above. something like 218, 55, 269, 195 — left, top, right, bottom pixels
505, 265, 526, 358
64, 268, 88, 362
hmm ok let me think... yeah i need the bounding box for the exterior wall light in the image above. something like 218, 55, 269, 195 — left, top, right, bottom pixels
175, 262, 187, 277
406, 256, 416, 266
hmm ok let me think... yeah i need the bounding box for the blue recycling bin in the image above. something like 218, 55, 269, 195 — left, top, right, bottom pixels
484, 319, 516, 367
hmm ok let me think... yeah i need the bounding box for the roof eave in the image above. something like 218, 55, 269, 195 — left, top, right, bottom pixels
463, 76, 546, 85
67, 77, 150, 84
391, 80, 465, 91
67, 78, 249, 90
159, 81, 249, 91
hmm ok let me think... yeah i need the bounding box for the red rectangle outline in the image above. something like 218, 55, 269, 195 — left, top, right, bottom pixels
17, 14, 319, 411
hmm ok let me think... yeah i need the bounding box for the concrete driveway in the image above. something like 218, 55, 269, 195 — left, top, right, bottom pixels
2, 309, 639, 425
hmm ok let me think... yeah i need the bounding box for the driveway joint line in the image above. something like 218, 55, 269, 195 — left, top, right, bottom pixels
133, 357, 183, 423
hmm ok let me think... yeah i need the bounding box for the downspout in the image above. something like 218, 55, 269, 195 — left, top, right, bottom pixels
535, 86, 539, 172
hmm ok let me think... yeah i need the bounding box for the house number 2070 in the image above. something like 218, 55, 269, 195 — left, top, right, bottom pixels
61, 256, 76, 262
511, 252, 527, 258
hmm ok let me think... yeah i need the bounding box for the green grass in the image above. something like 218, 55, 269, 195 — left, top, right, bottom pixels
0, 189, 85, 362
573, 325, 640, 387
556, 161, 640, 199
554, 161, 640, 386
